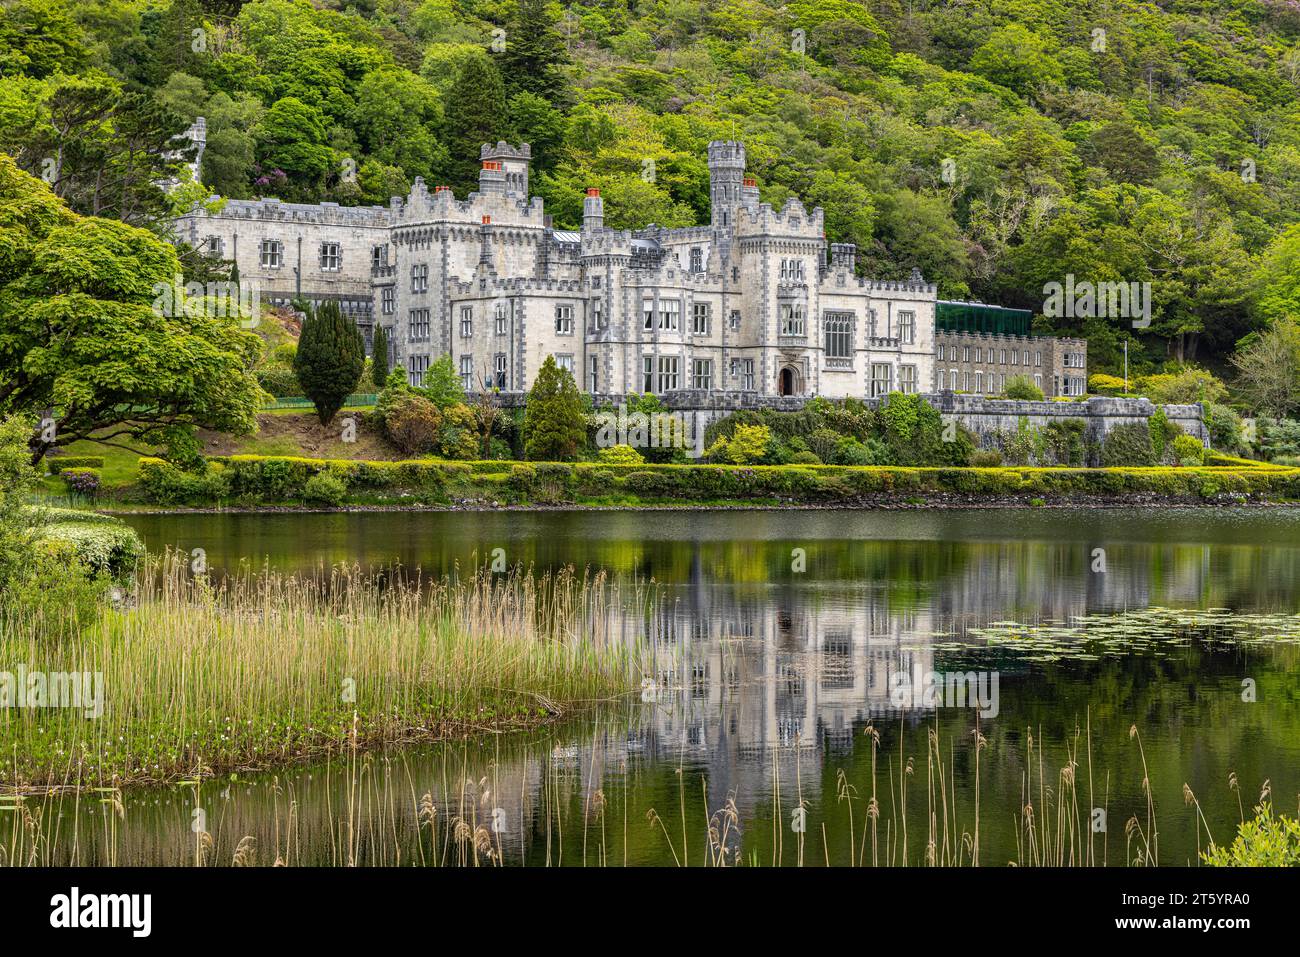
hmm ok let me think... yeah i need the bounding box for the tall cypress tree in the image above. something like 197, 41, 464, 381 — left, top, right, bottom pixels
293, 300, 364, 424
445, 55, 507, 191
370, 325, 389, 389
524, 355, 585, 461
500, 0, 572, 105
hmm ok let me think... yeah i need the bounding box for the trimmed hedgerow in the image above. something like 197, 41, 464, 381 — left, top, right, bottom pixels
45, 455, 106, 474
134, 454, 1300, 508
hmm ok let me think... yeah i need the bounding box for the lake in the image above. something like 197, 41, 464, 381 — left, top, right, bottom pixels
62, 507, 1300, 866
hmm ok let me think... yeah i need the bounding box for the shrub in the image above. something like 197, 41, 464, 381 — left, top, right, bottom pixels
807, 427, 841, 463
137, 458, 230, 506
1136, 367, 1228, 405
1088, 373, 1128, 395
436, 403, 480, 460
256, 365, 301, 398
1004, 376, 1044, 400
1172, 433, 1205, 465
1043, 419, 1088, 466
293, 300, 365, 424
1148, 407, 1182, 462
304, 472, 348, 506
45, 455, 105, 474
385, 392, 442, 455
1204, 402, 1244, 453
60, 467, 101, 496
525, 356, 586, 461
421, 354, 467, 410
970, 449, 1003, 467
707, 423, 772, 464
1102, 422, 1156, 466
1203, 804, 1300, 867
790, 450, 822, 465
597, 444, 646, 465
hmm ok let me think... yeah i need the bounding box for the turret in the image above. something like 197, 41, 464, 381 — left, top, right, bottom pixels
583, 188, 604, 231
707, 140, 746, 231
479, 141, 531, 196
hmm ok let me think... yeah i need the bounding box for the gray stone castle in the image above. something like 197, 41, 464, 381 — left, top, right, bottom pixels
175, 138, 1085, 399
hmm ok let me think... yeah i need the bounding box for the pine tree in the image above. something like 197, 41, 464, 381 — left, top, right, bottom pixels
500, 0, 572, 106
370, 325, 389, 389
293, 300, 365, 424
524, 355, 585, 461
445, 55, 507, 191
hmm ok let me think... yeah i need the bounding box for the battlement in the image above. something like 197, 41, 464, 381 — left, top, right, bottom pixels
199, 197, 393, 227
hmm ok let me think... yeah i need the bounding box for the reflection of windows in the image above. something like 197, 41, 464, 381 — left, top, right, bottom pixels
821, 632, 853, 691
259, 239, 282, 268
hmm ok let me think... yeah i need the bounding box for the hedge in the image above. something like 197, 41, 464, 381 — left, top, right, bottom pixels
134, 455, 1300, 507
46, 455, 105, 474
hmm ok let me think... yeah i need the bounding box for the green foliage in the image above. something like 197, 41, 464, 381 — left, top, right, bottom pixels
384, 391, 443, 455
1136, 368, 1229, 406
1257, 417, 1300, 461
370, 326, 390, 388
706, 423, 773, 464
1203, 804, 1300, 867
1004, 376, 1044, 401
304, 471, 347, 506
44, 455, 104, 474
0, 154, 262, 464
293, 300, 365, 425
1172, 433, 1205, 466
1102, 422, 1157, 467
596, 444, 645, 465
421, 354, 466, 410
524, 356, 585, 461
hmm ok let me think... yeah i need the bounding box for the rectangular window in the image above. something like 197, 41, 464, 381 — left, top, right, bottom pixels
493, 353, 507, 390
459, 306, 473, 338
260, 239, 282, 268
692, 358, 712, 390
974, 371, 983, 394
870, 363, 893, 397
381, 286, 394, 316
643, 298, 655, 332
730, 358, 754, 390
555, 353, 574, 377
1035, 351, 1043, 367
1034, 374, 1042, 390
591, 298, 603, 329
206, 235, 224, 257
824, 312, 853, 363
963, 346, 971, 362
408, 354, 429, 387
974, 347, 982, 363
692, 302, 710, 336
459, 355, 474, 390
588, 355, 598, 393
659, 299, 680, 331
555, 304, 574, 335
408, 308, 431, 342
495, 302, 508, 336
642, 355, 654, 393
690, 247, 703, 273
897, 311, 915, 344
657, 355, 679, 392
999, 349, 1007, 364
319, 242, 341, 271
1009, 350, 1018, 366
410, 264, 428, 294
728, 310, 741, 330
1022, 350, 1030, 365
780, 303, 805, 337
899, 365, 917, 394
371, 245, 388, 269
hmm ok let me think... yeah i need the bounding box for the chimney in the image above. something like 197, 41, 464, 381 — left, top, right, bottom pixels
741, 175, 760, 210
583, 188, 604, 231
479, 216, 493, 268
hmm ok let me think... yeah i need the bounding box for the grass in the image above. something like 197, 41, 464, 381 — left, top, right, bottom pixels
0, 555, 646, 793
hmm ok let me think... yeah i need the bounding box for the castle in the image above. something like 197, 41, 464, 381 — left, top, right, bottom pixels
175, 139, 1086, 399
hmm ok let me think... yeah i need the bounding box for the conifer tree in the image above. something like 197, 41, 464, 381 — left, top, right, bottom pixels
524, 355, 585, 461
293, 300, 364, 424
370, 325, 389, 389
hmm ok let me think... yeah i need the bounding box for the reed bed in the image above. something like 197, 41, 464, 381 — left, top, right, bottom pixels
0, 552, 647, 793
0, 714, 1283, 867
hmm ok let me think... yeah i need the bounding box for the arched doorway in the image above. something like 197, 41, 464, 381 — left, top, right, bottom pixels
779, 366, 797, 396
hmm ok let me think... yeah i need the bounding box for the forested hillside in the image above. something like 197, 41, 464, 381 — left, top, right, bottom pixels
4, 0, 1300, 380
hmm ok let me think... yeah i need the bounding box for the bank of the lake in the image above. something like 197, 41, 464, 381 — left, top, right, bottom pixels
0, 556, 643, 793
